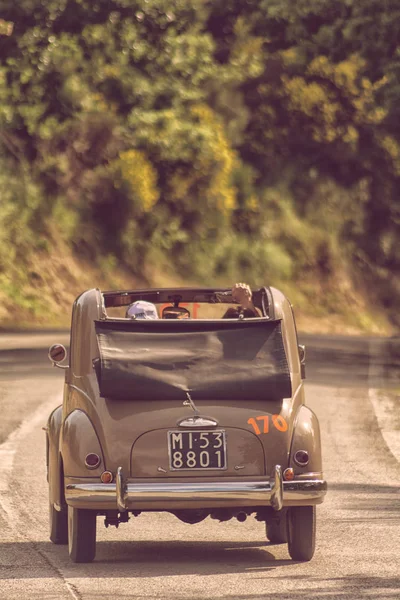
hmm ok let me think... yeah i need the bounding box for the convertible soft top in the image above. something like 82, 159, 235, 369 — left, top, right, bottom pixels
95, 318, 291, 402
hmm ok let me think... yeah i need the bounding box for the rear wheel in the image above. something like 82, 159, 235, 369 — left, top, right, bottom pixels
266, 510, 288, 544
48, 451, 67, 545
287, 506, 316, 561
68, 506, 97, 563
49, 503, 68, 544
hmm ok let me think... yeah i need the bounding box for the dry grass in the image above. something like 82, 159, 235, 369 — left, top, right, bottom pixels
0, 237, 142, 329
0, 234, 395, 335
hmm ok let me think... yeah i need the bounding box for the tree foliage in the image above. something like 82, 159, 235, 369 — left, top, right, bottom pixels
1, 0, 400, 322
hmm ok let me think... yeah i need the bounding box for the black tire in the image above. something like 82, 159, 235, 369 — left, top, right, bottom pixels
48, 452, 67, 544
266, 511, 288, 544
68, 506, 97, 563
50, 503, 68, 544
287, 505, 316, 561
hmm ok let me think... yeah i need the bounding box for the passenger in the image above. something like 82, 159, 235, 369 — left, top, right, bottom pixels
126, 300, 159, 319
223, 283, 260, 318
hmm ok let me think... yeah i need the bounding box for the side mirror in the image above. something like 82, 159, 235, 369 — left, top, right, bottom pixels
162, 306, 190, 319
298, 344, 306, 379
48, 344, 68, 369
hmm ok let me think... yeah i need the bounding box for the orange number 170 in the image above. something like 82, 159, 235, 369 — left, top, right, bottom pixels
247, 415, 288, 435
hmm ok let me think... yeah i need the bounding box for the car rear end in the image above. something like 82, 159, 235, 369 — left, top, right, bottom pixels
57, 287, 327, 563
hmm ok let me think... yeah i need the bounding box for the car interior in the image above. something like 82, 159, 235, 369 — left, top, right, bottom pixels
101, 287, 276, 321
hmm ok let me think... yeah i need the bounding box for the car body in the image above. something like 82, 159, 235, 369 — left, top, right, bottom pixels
46, 285, 327, 563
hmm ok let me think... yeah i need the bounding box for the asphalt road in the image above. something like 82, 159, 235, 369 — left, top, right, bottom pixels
0, 333, 399, 599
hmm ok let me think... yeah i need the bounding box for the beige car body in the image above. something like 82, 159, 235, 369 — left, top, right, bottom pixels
46, 286, 327, 562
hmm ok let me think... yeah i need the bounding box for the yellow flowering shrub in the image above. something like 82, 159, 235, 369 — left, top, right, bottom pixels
189, 104, 237, 216
117, 149, 159, 212
282, 54, 388, 148
379, 135, 400, 176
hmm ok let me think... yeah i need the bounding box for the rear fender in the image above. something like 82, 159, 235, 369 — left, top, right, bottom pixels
61, 409, 104, 478
289, 406, 323, 476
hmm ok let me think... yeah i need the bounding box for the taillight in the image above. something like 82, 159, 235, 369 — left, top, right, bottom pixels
85, 453, 101, 469
294, 450, 309, 466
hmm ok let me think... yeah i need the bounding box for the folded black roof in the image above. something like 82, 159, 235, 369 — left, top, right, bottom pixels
95, 319, 291, 402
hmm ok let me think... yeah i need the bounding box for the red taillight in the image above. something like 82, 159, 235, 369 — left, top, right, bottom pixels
100, 471, 113, 484
85, 453, 101, 469
294, 450, 309, 466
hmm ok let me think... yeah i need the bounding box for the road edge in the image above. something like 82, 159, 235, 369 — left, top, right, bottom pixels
0, 393, 63, 522
368, 339, 400, 463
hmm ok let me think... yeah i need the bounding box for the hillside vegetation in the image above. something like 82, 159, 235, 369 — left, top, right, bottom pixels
0, 1, 399, 333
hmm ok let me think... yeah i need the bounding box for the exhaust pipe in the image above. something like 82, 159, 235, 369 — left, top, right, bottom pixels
236, 512, 247, 522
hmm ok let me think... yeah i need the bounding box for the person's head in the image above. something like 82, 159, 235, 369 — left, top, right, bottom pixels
126, 300, 159, 320
162, 306, 190, 319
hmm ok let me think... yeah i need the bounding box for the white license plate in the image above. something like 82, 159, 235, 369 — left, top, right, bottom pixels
168, 430, 227, 470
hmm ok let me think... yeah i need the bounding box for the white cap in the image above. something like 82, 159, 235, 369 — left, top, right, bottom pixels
126, 300, 159, 320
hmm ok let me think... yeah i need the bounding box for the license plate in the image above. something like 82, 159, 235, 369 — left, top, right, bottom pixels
168, 430, 227, 470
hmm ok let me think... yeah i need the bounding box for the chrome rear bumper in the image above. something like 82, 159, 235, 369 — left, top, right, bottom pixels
65, 466, 327, 511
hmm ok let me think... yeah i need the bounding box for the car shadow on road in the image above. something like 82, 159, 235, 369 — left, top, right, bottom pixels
0, 540, 294, 579
1, 541, 399, 599
94, 539, 292, 572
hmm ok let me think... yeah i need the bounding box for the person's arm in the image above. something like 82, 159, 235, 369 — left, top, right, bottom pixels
231, 283, 260, 317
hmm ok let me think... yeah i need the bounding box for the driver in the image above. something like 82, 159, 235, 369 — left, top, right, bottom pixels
162, 306, 190, 319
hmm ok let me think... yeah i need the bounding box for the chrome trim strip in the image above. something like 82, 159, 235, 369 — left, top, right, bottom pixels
177, 417, 219, 428
66, 478, 327, 509
116, 467, 127, 511
270, 465, 283, 511
296, 471, 322, 480
283, 480, 328, 495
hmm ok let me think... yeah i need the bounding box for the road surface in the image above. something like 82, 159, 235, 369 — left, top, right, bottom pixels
0, 333, 399, 599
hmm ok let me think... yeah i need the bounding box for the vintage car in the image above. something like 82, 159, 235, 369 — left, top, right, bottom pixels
46, 286, 327, 563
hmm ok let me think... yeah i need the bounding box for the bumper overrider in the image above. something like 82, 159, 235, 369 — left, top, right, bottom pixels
65, 466, 327, 511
